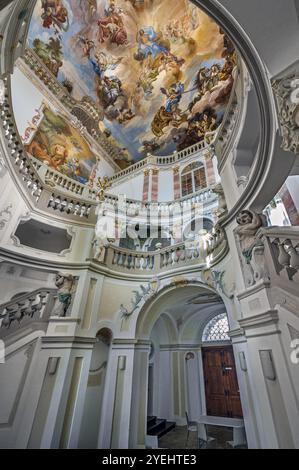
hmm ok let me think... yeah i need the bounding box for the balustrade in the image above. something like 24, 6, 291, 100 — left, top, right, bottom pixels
104, 226, 227, 275
259, 228, 299, 277
0, 288, 57, 332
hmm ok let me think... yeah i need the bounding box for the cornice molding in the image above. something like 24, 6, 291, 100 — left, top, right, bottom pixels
238, 310, 279, 330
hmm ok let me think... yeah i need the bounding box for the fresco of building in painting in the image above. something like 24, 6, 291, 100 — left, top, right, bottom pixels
28, 0, 236, 167
24, 105, 100, 185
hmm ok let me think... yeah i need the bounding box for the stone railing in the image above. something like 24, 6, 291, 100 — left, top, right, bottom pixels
214, 64, 243, 172
103, 226, 227, 275
0, 288, 57, 335
33, 156, 217, 209
109, 137, 216, 184
259, 227, 299, 279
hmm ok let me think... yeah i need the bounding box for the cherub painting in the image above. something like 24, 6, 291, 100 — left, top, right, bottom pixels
41, 0, 69, 31
97, 1, 128, 46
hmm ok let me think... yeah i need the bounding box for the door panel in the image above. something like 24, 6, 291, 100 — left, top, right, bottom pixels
202, 346, 243, 418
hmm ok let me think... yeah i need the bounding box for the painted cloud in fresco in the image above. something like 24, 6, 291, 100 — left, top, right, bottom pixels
28, 0, 236, 166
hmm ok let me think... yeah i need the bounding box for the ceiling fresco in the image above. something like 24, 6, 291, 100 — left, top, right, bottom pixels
27, 0, 236, 168
24, 104, 100, 184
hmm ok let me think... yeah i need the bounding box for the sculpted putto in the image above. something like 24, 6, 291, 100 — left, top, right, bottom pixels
235, 210, 264, 263
54, 272, 74, 317
93, 236, 108, 263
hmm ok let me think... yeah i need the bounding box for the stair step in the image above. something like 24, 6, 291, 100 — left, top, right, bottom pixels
147, 418, 176, 438
147, 416, 157, 428
157, 422, 176, 439
147, 418, 166, 435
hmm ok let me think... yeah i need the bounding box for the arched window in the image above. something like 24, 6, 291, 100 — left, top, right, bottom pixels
181, 162, 207, 197
202, 313, 230, 342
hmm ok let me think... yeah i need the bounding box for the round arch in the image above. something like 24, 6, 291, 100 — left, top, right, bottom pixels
134, 281, 224, 340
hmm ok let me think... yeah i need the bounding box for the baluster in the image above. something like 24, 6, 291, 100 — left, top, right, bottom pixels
135, 256, 141, 269
112, 250, 118, 265
277, 240, 291, 268
173, 249, 179, 263
139, 256, 144, 270
149, 256, 154, 270
166, 251, 173, 265
117, 252, 123, 266
126, 255, 132, 269
285, 240, 299, 270
180, 247, 186, 261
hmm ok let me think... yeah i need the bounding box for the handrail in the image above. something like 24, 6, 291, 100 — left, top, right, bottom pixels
108, 137, 217, 184
0, 287, 57, 330
32, 154, 218, 208
102, 226, 227, 274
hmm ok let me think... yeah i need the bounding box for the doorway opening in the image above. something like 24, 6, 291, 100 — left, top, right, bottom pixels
133, 285, 246, 449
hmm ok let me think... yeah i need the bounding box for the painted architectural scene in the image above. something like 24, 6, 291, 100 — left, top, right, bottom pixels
24, 104, 100, 185
28, 0, 236, 167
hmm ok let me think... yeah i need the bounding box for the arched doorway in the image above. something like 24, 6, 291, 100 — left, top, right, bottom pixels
128, 283, 245, 448
201, 313, 243, 419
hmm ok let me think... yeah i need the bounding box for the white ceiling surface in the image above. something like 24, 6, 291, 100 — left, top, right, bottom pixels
220, 0, 299, 77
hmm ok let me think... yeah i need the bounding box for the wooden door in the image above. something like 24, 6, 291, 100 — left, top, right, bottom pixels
202, 346, 243, 418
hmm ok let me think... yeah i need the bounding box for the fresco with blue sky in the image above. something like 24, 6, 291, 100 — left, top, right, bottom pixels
28, 0, 236, 167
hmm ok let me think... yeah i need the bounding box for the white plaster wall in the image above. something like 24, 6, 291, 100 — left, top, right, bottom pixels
0, 263, 55, 303
286, 175, 299, 212
78, 339, 110, 448
158, 169, 174, 202
11, 67, 45, 138
109, 173, 144, 200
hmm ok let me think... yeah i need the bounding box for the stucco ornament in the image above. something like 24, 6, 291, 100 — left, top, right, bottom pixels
203, 268, 234, 299
212, 183, 227, 217
54, 273, 75, 317
235, 210, 264, 264
119, 278, 161, 317
0, 79, 5, 106
272, 73, 299, 154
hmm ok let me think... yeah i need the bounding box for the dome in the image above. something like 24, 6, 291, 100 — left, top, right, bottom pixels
19, 0, 236, 181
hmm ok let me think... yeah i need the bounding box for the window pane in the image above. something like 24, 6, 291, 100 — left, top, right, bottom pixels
182, 162, 204, 175
202, 313, 230, 342
194, 168, 207, 191
181, 173, 193, 196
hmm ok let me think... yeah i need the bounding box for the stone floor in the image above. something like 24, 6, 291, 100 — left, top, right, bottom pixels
159, 425, 247, 449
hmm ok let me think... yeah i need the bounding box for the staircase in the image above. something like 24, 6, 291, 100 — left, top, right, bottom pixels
147, 416, 176, 439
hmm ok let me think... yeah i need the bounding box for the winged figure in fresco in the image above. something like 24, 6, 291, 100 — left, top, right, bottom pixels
97, 0, 128, 46
41, 0, 69, 32
151, 82, 188, 137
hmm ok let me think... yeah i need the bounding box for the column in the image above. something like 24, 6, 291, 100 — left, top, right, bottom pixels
237, 287, 299, 448
98, 340, 136, 449
151, 169, 159, 202
204, 152, 216, 186
26, 337, 93, 449
143, 170, 150, 202
173, 166, 181, 200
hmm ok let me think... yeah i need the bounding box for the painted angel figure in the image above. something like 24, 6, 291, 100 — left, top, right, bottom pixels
161, 82, 185, 116
97, 0, 128, 46
41, 0, 69, 31
91, 51, 123, 78
136, 27, 169, 59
